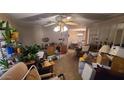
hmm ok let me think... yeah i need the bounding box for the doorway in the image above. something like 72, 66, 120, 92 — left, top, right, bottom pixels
68, 28, 88, 49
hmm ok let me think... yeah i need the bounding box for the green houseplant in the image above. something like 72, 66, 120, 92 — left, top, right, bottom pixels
0, 21, 17, 70
0, 20, 5, 29
18, 44, 41, 63
2, 21, 12, 44
2, 21, 15, 55
0, 59, 9, 69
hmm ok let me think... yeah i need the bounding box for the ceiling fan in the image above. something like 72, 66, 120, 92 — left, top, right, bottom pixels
44, 14, 78, 27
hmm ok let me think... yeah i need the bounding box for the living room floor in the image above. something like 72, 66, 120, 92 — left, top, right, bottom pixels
53, 49, 82, 80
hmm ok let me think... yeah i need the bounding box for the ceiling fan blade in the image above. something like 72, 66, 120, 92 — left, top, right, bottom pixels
62, 18, 73, 22
65, 22, 78, 26
44, 22, 56, 27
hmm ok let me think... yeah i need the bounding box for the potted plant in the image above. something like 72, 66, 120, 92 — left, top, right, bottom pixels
0, 59, 9, 69
2, 21, 14, 55
2, 21, 11, 43
0, 20, 6, 29
18, 44, 41, 63
0, 20, 6, 40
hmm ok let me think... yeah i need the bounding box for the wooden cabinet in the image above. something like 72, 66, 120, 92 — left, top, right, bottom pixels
60, 45, 67, 54
47, 46, 55, 56
111, 56, 124, 76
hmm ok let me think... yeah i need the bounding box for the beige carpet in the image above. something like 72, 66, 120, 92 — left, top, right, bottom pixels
53, 49, 82, 80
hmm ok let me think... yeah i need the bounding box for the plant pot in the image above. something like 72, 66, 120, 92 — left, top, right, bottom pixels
11, 32, 19, 40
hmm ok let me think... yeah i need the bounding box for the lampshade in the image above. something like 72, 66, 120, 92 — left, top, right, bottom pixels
62, 26, 68, 32
66, 16, 71, 20
99, 45, 110, 53
53, 25, 68, 32
53, 26, 60, 32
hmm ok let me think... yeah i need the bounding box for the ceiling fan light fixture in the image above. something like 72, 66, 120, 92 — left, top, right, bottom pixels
77, 33, 83, 36
62, 26, 68, 32
53, 25, 68, 32
67, 16, 72, 20
53, 25, 60, 32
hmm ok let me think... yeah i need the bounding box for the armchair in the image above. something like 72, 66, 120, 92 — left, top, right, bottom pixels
0, 62, 65, 80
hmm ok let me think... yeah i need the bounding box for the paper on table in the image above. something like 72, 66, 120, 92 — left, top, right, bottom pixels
92, 63, 98, 68
37, 51, 44, 59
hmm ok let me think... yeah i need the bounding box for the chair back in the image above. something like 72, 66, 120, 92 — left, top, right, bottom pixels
23, 65, 41, 80
0, 62, 28, 80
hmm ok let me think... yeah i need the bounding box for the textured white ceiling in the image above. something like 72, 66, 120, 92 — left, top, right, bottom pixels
8, 13, 40, 19
7, 13, 123, 27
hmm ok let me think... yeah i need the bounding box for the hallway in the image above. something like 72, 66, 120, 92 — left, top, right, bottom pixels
53, 49, 82, 80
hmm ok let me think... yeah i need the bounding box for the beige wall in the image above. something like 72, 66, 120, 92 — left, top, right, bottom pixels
17, 25, 69, 46
17, 24, 44, 45
68, 31, 81, 45
0, 13, 44, 45
88, 15, 124, 45
0, 14, 69, 45
0, 13, 48, 46
43, 27, 68, 45
2, 14, 124, 46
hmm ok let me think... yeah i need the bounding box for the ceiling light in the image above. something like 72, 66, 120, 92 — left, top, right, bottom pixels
70, 28, 86, 31
77, 33, 83, 36
53, 25, 68, 32
53, 26, 60, 32
67, 16, 71, 20
62, 26, 68, 32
